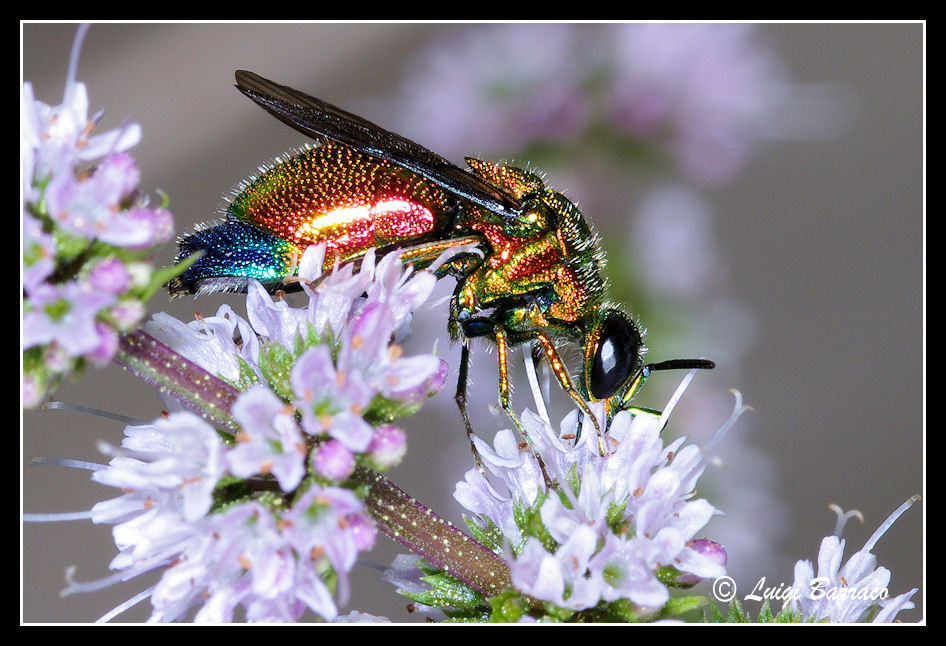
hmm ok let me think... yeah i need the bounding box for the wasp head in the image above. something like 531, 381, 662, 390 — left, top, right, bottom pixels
581, 308, 644, 414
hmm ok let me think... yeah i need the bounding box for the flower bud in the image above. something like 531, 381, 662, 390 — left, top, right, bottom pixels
311, 439, 355, 481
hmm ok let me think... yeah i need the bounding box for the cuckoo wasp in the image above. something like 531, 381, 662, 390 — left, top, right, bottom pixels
171, 70, 714, 459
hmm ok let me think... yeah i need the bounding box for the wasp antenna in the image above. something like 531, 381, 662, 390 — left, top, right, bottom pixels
645, 358, 715, 373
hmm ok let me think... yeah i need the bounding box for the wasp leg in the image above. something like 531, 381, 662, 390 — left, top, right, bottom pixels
454, 340, 485, 473
495, 328, 555, 488
396, 235, 485, 274
534, 333, 608, 456
290, 235, 486, 292
494, 327, 519, 429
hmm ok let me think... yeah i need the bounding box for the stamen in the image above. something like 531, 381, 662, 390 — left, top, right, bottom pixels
63, 23, 90, 104
657, 369, 699, 431
61, 565, 130, 596
703, 389, 753, 452
30, 456, 106, 471
94, 439, 179, 464
95, 586, 155, 623
863, 494, 921, 553
523, 347, 550, 424
44, 400, 144, 426
23, 511, 93, 522
829, 503, 865, 537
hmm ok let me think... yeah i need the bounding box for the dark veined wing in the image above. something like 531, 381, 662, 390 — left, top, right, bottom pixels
235, 70, 523, 220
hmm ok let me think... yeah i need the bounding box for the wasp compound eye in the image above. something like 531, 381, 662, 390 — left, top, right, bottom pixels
588, 312, 641, 401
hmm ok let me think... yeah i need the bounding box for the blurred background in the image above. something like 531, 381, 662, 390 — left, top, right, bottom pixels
22, 22, 923, 623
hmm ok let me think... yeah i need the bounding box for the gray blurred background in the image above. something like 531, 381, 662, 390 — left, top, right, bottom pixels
22, 22, 923, 623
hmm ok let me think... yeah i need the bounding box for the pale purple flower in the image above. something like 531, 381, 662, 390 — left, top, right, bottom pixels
68, 407, 378, 622
106, 299, 147, 332
610, 23, 789, 185
454, 466, 522, 545
311, 439, 356, 481
298, 245, 374, 338
364, 249, 440, 333
86, 321, 120, 366
22, 75, 141, 190
88, 256, 132, 295
333, 610, 391, 623
144, 306, 260, 385
387, 24, 813, 187
292, 344, 376, 452
22, 212, 55, 292
387, 24, 589, 159
91, 413, 227, 524
23, 280, 115, 357
458, 384, 732, 613
365, 425, 407, 470
22, 25, 176, 405
143, 244, 447, 464
228, 385, 307, 491
784, 497, 919, 623
381, 554, 448, 621
22, 373, 45, 409
512, 527, 602, 610
589, 532, 675, 607
245, 278, 308, 349
340, 301, 447, 404
280, 485, 377, 607
45, 151, 137, 234
677, 539, 728, 587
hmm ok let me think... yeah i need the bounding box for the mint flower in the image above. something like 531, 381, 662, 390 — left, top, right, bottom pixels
292, 343, 376, 451
783, 497, 920, 623
438, 381, 738, 620
33, 242, 449, 622
74, 399, 378, 622
227, 384, 307, 491
387, 23, 820, 186
23, 280, 115, 357
25, 24, 916, 625
22, 24, 178, 407
609, 23, 790, 185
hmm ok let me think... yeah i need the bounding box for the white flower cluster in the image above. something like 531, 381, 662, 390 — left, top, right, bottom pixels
456, 399, 727, 614
65, 245, 449, 622
22, 25, 174, 407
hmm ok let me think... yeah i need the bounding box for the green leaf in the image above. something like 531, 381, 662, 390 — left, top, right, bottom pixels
363, 393, 424, 425
259, 342, 296, 401
605, 498, 630, 536
513, 493, 556, 553
726, 597, 752, 623
233, 356, 261, 391
487, 590, 530, 623
463, 516, 505, 554
399, 568, 486, 613
656, 595, 709, 619
142, 255, 198, 301
294, 323, 325, 356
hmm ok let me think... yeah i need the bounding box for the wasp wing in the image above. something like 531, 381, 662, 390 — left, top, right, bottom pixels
235, 70, 523, 219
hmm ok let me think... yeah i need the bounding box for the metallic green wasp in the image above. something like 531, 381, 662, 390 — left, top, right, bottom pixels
172, 70, 714, 459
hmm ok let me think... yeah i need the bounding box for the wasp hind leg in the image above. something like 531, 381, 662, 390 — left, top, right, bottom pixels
454, 340, 486, 473
493, 327, 555, 488
452, 324, 554, 487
